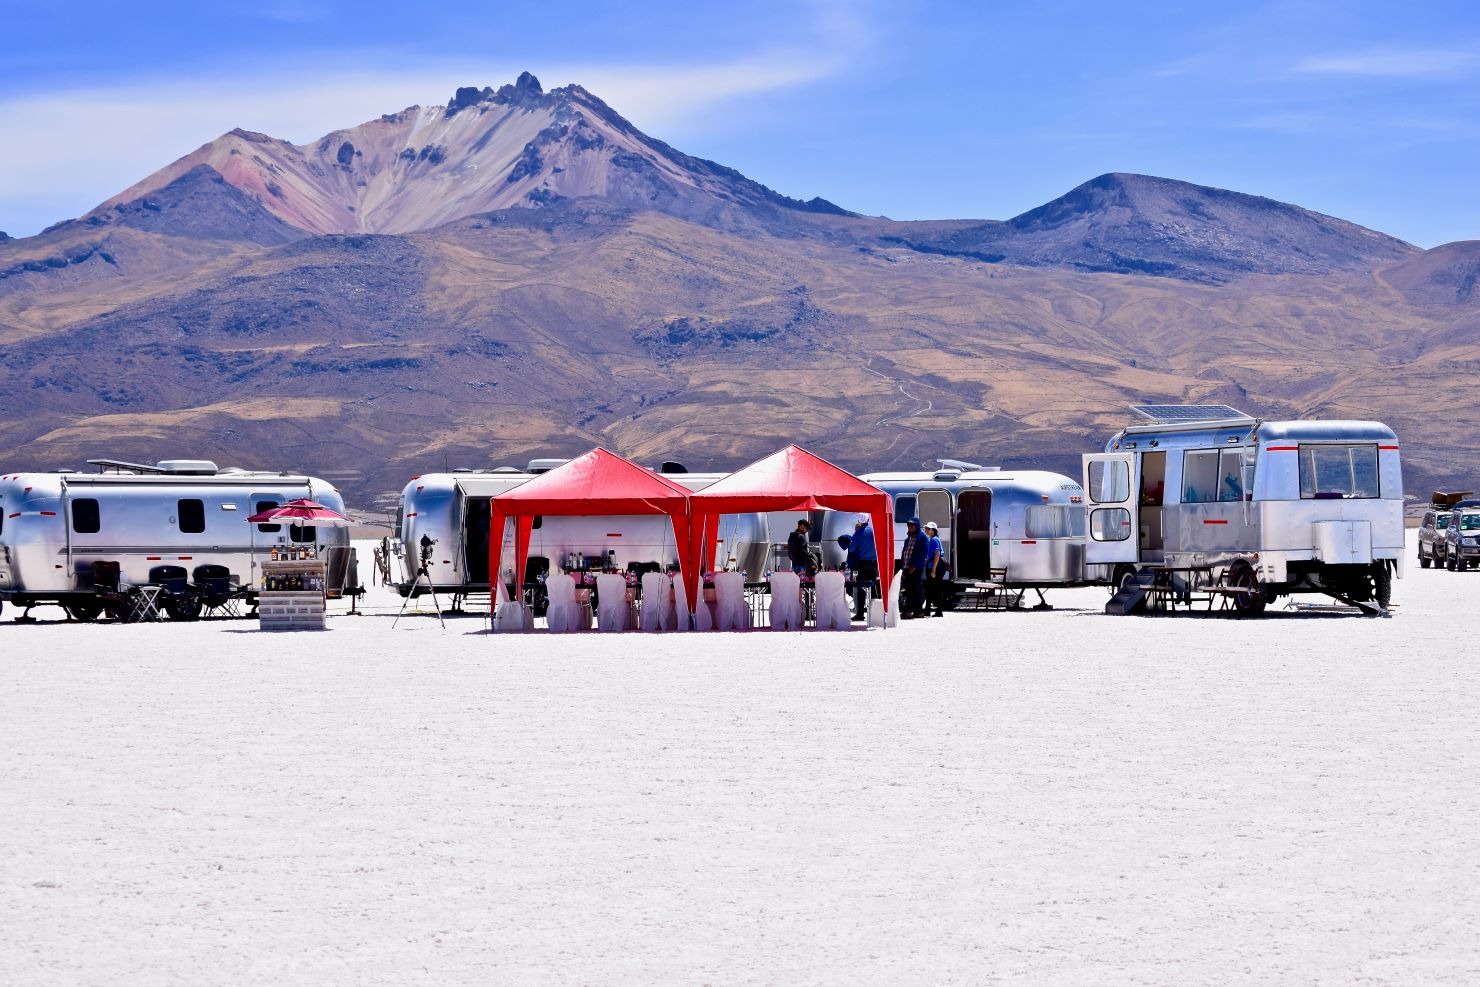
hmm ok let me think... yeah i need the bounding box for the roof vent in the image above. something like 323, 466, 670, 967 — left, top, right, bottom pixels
527, 458, 569, 475
933, 470, 961, 482
489, 466, 522, 473
936, 458, 984, 471
157, 460, 219, 475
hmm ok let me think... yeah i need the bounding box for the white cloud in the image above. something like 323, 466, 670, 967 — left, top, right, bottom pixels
1293, 49, 1478, 78
0, 45, 852, 237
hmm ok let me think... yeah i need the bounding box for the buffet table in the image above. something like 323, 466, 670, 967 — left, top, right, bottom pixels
258, 558, 328, 631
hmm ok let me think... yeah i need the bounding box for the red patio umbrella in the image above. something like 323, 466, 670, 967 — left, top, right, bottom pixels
244, 499, 352, 526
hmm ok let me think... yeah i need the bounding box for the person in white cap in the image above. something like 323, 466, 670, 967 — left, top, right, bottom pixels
923, 520, 946, 617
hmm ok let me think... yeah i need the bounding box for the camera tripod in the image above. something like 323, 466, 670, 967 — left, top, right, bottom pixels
393, 539, 446, 629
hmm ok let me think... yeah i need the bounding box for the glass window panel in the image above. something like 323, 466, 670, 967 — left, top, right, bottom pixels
1217, 450, 1245, 502
1088, 461, 1129, 504
72, 498, 100, 534
177, 498, 205, 534
255, 500, 281, 533
1181, 450, 1219, 504
893, 494, 916, 520
1089, 507, 1132, 541
1351, 446, 1380, 498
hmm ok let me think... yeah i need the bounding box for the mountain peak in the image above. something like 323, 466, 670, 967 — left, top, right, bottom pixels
889, 171, 1415, 283
445, 71, 546, 117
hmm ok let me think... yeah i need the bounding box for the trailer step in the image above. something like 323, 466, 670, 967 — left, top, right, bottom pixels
1104, 570, 1157, 616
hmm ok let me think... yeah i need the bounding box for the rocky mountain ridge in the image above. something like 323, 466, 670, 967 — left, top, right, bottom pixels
0, 74, 1474, 506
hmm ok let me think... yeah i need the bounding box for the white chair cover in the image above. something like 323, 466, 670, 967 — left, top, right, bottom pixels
660, 574, 681, 630
767, 571, 804, 631
545, 574, 589, 633
813, 571, 853, 631
595, 574, 634, 632
640, 572, 667, 632
713, 571, 750, 631
492, 601, 531, 632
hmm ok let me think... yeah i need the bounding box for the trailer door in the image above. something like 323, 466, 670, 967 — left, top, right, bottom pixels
1083, 454, 1138, 565
916, 489, 952, 568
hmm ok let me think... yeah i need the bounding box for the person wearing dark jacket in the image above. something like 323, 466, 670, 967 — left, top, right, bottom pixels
845, 515, 878, 620
900, 517, 928, 617
786, 519, 812, 574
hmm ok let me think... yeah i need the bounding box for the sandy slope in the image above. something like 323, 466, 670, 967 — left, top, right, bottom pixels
1, 537, 1476, 985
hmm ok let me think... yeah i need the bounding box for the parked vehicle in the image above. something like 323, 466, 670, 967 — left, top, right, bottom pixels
1084, 406, 1403, 615
1417, 508, 1453, 569
1440, 509, 1480, 571
817, 460, 1088, 606
0, 459, 353, 621
390, 461, 771, 608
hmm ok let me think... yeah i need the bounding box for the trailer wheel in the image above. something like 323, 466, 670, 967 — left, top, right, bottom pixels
164, 594, 203, 621
1228, 561, 1265, 618
1372, 563, 1392, 609
1111, 564, 1137, 596
67, 601, 103, 622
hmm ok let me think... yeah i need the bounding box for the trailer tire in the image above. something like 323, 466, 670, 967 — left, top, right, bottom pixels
1372, 563, 1392, 609
1228, 561, 1265, 618
164, 594, 203, 621
67, 601, 103, 622
1111, 564, 1137, 596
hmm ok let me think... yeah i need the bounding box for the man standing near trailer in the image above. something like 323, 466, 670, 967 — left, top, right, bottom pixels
787, 518, 813, 575
846, 515, 878, 621
923, 520, 945, 617
900, 517, 928, 618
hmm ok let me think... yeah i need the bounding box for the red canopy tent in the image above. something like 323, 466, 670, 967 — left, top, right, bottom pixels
687, 445, 895, 618
487, 448, 699, 611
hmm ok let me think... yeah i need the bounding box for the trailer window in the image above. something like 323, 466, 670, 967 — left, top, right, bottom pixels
1025, 505, 1086, 538
289, 523, 317, 543
1087, 461, 1129, 503
893, 494, 916, 521
1299, 444, 1380, 499
177, 499, 205, 533
255, 500, 281, 533
1089, 507, 1131, 541
1182, 450, 1220, 504
72, 498, 100, 534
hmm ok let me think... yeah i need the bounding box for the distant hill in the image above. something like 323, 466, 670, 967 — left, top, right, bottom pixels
0, 74, 1474, 506
884, 173, 1416, 284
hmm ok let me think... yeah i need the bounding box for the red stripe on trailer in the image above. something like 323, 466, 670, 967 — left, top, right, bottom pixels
605, 533, 623, 537
1021, 540, 1038, 544
1265, 446, 1298, 451
1203, 519, 1229, 525
147, 556, 161, 560
39, 511, 56, 516
178, 556, 192, 561
6, 513, 18, 519
1379, 445, 1399, 450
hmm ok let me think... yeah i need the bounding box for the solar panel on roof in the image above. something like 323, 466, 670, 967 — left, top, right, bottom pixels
1129, 404, 1250, 423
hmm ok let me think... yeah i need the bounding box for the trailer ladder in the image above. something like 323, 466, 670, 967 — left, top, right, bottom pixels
1105, 568, 1156, 615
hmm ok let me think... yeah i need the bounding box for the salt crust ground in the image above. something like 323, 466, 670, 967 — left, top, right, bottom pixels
1, 535, 1476, 986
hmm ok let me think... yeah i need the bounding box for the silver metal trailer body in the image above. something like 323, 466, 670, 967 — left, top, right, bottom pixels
1083, 408, 1403, 611
817, 464, 1088, 594
0, 460, 351, 617
390, 468, 771, 599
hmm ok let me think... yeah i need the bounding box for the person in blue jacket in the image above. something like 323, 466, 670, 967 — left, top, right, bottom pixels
922, 520, 945, 617
844, 515, 878, 621
900, 517, 928, 617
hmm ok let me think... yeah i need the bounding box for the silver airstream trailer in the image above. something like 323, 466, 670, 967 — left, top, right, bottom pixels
817, 461, 1088, 606
389, 461, 771, 607
0, 459, 353, 621
1084, 406, 1404, 615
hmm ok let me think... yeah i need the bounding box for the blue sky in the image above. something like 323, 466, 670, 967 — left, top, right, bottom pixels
2, 0, 1478, 245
